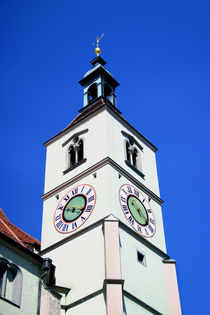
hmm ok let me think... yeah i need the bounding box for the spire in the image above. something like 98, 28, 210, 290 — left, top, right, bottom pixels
79, 37, 119, 109
94, 33, 104, 56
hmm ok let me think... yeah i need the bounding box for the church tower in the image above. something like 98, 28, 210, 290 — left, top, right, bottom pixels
40, 42, 182, 314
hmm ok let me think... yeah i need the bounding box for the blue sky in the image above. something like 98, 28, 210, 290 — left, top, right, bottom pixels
1, 1, 210, 313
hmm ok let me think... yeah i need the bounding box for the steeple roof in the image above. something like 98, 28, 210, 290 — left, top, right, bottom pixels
79, 57, 119, 89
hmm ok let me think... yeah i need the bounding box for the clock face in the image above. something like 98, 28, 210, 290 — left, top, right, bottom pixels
54, 184, 96, 234
119, 184, 156, 237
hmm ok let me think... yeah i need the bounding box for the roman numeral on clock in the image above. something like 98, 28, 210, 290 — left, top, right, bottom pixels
128, 216, 134, 225
72, 222, 77, 229
122, 205, 129, 214
88, 195, 95, 202
120, 196, 126, 203
85, 205, 93, 212
148, 225, 154, 233
127, 186, 132, 193
62, 224, 68, 232
64, 195, 70, 201
137, 225, 142, 233
55, 214, 61, 221
150, 218, 155, 225
72, 188, 78, 195
86, 188, 92, 195
56, 220, 64, 230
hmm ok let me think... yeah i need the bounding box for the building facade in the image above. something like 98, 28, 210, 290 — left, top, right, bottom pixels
40, 56, 182, 314
0, 209, 61, 315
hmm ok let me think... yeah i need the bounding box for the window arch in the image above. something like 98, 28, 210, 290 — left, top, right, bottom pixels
87, 83, 97, 102
0, 258, 22, 306
63, 129, 88, 175
125, 140, 141, 170
122, 131, 145, 178
68, 136, 84, 168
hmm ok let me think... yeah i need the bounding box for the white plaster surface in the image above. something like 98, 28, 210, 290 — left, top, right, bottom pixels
41, 165, 166, 251
120, 227, 168, 314
123, 295, 155, 314
41, 105, 171, 314
42, 225, 105, 305
66, 293, 106, 315
44, 108, 160, 196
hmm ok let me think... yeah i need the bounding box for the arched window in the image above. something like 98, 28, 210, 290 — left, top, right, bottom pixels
133, 148, 138, 168
63, 129, 88, 175
88, 83, 97, 102
123, 132, 144, 178
0, 258, 22, 306
77, 139, 84, 161
69, 145, 76, 166
68, 137, 84, 169
126, 141, 131, 163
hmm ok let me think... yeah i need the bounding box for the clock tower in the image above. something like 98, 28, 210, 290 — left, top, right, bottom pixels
40, 50, 182, 314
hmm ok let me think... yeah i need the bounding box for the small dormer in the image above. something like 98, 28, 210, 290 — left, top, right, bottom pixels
79, 56, 119, 107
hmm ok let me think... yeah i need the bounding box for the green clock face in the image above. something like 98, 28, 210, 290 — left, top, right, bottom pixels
127, 195, 148, 226
63, 195, 86, 222
119, 184, 156, 237
54, 184, 96, 234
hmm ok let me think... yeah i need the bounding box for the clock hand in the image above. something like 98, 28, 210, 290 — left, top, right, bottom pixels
69, 206, 84, 212
137, 207, 147, 222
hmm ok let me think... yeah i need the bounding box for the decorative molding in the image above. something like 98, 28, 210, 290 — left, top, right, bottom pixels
162, 259, 176, 264
42, 157, 163, 205
61, 288, 103, 310
62, 129, 88, 147
121, 130, 143, 151
123, 290, 163, 315
103, 279, 124, 287
125, 159, 145, 179
41, 214, 169, 261
40, 218, 104, 255
63, 158, 87, 175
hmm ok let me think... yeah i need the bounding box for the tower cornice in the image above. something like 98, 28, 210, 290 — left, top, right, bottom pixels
41, 156, 163, 205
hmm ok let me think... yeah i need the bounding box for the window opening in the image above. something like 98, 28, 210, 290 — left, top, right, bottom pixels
77, 139, 83, 161
137, 251, 146, 266
5, 268, 16, 301
133, 148, 138, 168
88, 83, 97, 102
126, 141, 131, 163
0, 259, 22, 306
123, 132, 144, 178
68, 137, 84, 169
126, 140, 139, 168
69, 145, 76, 166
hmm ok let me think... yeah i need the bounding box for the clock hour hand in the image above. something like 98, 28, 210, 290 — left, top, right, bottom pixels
137, 207, 147, 221
69, 205, 84, 213
131, 199, 147, 221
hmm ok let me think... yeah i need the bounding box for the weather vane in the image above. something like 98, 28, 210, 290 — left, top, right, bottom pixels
94, 33, 104, 56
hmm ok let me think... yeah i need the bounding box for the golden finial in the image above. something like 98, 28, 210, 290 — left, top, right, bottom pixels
94, 33, 104, 56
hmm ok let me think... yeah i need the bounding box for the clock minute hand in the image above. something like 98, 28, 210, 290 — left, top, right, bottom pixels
137, 207, 147, 221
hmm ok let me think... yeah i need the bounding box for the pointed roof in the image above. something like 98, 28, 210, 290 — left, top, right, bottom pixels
79, 56, 119, 89
0, 208, 40, 253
